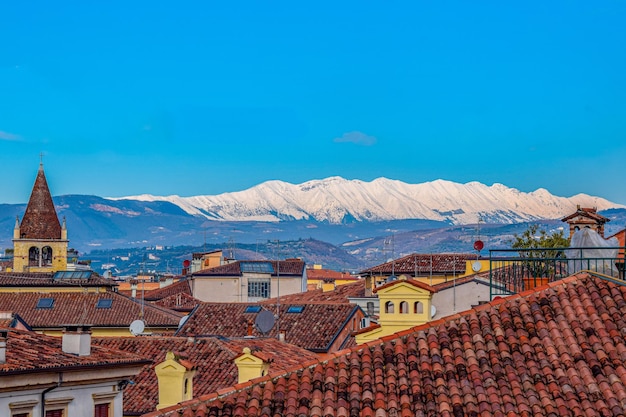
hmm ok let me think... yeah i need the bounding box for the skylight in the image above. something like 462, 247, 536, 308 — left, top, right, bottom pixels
240, 262, 274, 274
36, 298, 54, 309
286, 305, 305, 314
53, 271, 93, 280
96, 299, 113, 309
244, 305, 262, 313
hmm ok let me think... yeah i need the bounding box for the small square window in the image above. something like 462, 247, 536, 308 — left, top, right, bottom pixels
37, 298, 54, 309
96, 299, 113, 309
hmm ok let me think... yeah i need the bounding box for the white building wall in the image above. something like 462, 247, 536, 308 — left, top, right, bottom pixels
0, 381, 123, 417
431, 280, 491, 319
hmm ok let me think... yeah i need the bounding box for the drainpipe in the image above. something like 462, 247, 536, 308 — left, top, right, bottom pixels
42, 373, 62, 417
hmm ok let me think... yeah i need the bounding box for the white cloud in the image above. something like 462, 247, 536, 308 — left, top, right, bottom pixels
0, 131, 21, 141
333, 131, 377, 146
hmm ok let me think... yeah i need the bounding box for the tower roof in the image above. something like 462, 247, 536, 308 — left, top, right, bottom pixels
19, 164, 62, 239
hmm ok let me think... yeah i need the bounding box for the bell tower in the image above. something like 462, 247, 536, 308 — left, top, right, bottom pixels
12, 161, 68, 272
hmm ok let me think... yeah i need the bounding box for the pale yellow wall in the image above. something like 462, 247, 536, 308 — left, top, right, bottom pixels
0, 287, 107, 293
307, 278, 360, 290
37, 326, 176, 338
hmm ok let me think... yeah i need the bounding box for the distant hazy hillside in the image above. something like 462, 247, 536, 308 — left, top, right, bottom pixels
116, 177, 623, 225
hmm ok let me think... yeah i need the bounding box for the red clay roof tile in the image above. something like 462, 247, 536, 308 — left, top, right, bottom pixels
0, 327, 149, 374
143, 272, 626, 417
93, 335, 317, 415
176, 302, 362, 352
0, 291, 181, 329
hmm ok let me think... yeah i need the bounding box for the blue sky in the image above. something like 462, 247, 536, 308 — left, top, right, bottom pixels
1, 1, 625, 204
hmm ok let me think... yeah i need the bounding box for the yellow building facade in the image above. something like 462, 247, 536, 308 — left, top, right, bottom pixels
355, 277, 437, 344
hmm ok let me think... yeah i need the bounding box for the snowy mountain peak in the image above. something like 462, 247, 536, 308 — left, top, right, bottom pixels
113, 177, 624, 225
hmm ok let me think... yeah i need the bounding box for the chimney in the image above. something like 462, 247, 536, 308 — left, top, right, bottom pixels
155, 351, 196, 410
0, 330, 7, 364
62, 326, 91, 356
278, 331, 285, 342
131, 280, 137, 299
234, 347, 270, 383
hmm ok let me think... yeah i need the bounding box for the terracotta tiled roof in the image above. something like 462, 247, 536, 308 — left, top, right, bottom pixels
432, 274, 485, 291
0, 328, 149, 375
0, 271, 116, 288
194, 260, 305, 276
306, 268, 358, 281
176, 302, 362, 352
146, 272, 626, 417
261, 280, 368, 305
0, 291, 182, 329
151, 292, 201, 312
92, 336, 318, 415
144, 279, 192, 301
18, 164, 62, 239
359, 253, 476, 275
561, 207, 610, 223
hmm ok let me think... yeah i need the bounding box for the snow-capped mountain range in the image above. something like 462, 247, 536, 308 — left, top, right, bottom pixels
113, 177, 624, 225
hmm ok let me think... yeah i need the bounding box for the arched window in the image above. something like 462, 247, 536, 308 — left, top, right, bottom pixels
400, 301, 409, 314
385, 301, 394, 314
366, 301, 375, 316
29, 247, 40, 267
574, 226, 580, 231
414, 301, 423, 314
42, 246, 53, 266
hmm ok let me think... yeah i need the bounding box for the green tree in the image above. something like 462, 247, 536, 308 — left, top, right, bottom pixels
511, 224, 569, 251
511, 224, 569, 278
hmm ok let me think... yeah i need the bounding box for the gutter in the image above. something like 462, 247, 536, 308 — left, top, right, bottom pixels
42, 373, 62, 417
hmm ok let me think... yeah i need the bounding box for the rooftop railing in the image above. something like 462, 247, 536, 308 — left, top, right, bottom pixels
488, 246, 626, 299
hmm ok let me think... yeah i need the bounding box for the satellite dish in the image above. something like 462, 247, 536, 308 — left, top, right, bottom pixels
431, 304, 437, 319
178, 315, 189, 329
254, 310, 275, 334
471, 261, 482, 272
129, 319, 145, 336
386, 275, 398, 283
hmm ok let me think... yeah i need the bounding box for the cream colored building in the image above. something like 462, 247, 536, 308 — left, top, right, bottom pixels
0, 327, 147, 417
191, 259, 307, 303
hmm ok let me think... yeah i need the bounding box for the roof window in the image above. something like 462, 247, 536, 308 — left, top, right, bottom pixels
244, 305, 262, 313
36, 298, 55, 309
96, 299, 113, 309
286, 305, 305, 314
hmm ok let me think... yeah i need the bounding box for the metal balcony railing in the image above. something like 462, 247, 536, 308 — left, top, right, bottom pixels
488, 247, 626, 299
